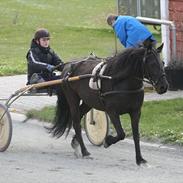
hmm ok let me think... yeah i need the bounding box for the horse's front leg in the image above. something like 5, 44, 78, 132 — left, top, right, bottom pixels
130, 110, 147, 165
104, 112, 125, 148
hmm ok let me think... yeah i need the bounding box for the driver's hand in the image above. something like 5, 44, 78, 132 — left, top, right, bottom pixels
58, 63, 65, 71
46, 64, 55, 72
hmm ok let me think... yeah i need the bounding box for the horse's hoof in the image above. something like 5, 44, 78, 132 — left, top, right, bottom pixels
103, 135, 113, 148
140, 162, 151, 168
71, 138, 81, 158
82, 150, 93, 159
82, 150, 91, 157
103, 140, 110, 148
83, 155, 93, 160
74, 150, 82, 158
136, 158, 147, 166
71, 136, 79, 150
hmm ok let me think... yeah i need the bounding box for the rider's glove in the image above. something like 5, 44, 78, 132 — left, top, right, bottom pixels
58, 63, 65, 72
46, 64, 55, 72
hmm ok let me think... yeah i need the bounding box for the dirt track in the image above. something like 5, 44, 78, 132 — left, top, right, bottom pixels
0, 113, 183, 183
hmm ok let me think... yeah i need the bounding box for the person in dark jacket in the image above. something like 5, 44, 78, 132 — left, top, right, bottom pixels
106, 14, 156, 48
26, 28, 64, 85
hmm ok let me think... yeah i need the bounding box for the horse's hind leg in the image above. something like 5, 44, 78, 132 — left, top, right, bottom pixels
104, 112, 126, 147
66, 94, 90, 157
130, 111, 147, 165
79, 101, 91, 119
71, 102, 91, 154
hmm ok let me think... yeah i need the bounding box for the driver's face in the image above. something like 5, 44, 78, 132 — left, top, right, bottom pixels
39, 37, 50, 47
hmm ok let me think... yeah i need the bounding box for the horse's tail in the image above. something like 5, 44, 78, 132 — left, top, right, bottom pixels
48, 90, 72, 138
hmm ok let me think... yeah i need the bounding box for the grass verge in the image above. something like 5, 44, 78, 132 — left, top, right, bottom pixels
26, 98, 183, 146
0, 0, 161, 76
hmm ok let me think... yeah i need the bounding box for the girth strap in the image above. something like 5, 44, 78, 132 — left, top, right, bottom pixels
89, 61, 111, 90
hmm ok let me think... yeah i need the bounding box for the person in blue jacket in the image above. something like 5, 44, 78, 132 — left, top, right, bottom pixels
107, 14, 156, 48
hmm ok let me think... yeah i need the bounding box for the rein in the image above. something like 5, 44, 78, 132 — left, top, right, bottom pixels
140, 47, 166, 87
100, 47, 164, 97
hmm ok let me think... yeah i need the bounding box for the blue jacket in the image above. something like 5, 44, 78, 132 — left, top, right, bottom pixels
113, 16, 156, 48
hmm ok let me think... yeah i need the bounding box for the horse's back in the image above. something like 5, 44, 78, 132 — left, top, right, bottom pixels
60, 58, 105, 109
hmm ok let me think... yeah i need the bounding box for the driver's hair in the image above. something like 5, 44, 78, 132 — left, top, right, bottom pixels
106, 14, 118, 26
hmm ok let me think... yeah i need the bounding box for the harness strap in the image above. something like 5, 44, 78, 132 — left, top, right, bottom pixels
89, 60, 111, 90
100, 86, 144, 97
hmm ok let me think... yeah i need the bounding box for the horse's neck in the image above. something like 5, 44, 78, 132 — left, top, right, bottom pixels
109, 54, 144, 81
103, 50, 145, 91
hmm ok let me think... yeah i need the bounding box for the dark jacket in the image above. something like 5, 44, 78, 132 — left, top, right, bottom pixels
26, 39, 63, 83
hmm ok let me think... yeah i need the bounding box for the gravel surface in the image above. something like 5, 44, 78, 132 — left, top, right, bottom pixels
0, 75, 183, 183
0, 113, 183, 183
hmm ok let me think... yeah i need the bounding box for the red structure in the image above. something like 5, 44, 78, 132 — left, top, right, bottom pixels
169, 0, 183, 61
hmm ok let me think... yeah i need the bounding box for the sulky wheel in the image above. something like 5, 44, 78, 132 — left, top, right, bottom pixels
84, 109, 109, 146
0, 103, 12, 152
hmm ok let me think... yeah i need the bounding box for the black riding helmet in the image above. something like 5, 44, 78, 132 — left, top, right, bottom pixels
34, 28, 50, 40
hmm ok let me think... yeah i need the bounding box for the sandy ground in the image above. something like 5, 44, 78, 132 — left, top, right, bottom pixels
0, 113, 183, 183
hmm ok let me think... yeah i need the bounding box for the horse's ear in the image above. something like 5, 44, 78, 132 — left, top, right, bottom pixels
156, 43, 164, 53
143, 39, 152, 49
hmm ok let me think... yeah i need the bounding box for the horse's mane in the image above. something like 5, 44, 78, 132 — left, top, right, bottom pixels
104, 48, 145, 80
64, 48, 145, 81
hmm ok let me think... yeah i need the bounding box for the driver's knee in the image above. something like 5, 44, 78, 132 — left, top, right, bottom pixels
29, 73, 45, 84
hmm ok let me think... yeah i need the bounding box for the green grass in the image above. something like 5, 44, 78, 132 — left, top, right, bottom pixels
0, 0, 115, 75
26, 106, 56, 122
0, 0, 161, 76
26, 98, 183, 145
122, 99, 183, 145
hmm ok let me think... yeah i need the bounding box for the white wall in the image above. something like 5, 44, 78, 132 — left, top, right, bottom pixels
161, 0, 170, 66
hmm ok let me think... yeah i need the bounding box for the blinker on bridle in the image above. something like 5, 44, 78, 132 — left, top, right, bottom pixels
142, 47, 166, 87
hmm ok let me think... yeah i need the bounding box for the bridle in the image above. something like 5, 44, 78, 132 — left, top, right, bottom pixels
101, 48, 165, 97
141, 47, 166, 87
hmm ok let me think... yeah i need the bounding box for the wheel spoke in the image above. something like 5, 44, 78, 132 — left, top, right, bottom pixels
84, 109, 109, 146
0, 103, 12, 152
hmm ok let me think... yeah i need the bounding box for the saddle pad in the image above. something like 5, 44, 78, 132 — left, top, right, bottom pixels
89, 62, 107, 90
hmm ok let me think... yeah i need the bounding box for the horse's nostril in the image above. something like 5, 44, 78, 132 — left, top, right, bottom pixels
159, 85, 168, 93
160, 86, 165, 91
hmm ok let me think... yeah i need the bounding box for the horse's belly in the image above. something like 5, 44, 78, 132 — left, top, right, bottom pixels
73, 83, 106, 110
104, 92, 144, 114
71, 81, 144, 113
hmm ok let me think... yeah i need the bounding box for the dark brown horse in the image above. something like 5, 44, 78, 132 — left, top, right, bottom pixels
49, 42, 168, 165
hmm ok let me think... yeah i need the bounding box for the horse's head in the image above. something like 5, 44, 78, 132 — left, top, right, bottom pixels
143, 43, 168, 94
